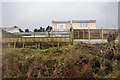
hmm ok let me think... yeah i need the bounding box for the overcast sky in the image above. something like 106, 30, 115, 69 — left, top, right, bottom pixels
118, 1, 120, 29
2, 2, 118, 30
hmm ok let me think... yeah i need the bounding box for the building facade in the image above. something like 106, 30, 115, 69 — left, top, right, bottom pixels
72, 20, 96, 29
2, 26, 20, 33
52, 20, 96, 31
52, 21, 71, 31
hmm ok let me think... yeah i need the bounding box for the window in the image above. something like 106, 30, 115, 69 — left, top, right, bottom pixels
57, 24, 65, 29
80, 23, 87, 28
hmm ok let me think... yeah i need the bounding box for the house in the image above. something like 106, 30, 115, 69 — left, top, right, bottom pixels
2, 30, 19, 38
52, 21, 71, 31
72, 20, 96, 29
2, 26, 21, 33
52, 20, 96, 31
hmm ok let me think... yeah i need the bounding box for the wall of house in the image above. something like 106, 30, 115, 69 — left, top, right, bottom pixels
52, 22, 71, 31
87, 23, 96, 29
3, 27, 20, 33
72, 23, 96, 29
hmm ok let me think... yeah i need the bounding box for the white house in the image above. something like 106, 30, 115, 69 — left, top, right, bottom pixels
2, 26, 20, 33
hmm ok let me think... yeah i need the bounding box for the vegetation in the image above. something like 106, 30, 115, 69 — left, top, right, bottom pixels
46, 25, 53, 37
25, 26, 52, 33
2, 42, 120, 78
2, 31, 120, 78
34, 27, 45, 32
25, 29, 30, 32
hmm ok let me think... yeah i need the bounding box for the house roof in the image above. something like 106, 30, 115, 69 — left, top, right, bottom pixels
2, 30, 19, 38
72, 20, 96, 23
52, 21, 71, 23
2, 27, 20, 33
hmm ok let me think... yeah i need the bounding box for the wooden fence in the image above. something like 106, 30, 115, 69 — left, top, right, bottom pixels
2, 31, 73, 48
73, 29, 118, 40
2, 29, 118, 48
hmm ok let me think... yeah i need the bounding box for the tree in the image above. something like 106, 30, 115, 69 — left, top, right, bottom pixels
46, 26, 52, 37
70, 27, 73, 32
34, 28, 38, 32
25, 29, 29, 32
42, 28, 45, 32
33, 27, 46, 32
19, 29, 23, 32
40, 27, 42, 32
13, 26, 18, 28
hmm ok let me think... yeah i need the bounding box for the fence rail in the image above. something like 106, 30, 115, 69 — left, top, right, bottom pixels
2, 37, 71, 43
2, 31, 73, 44
2, 29, 119, 48
73, 29, 118, 40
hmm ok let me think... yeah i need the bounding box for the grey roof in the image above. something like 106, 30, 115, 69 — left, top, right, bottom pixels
2, 30, 20, 38
52, 21, 71, 23
72, 20, 96, 23
2, 27, 20, 33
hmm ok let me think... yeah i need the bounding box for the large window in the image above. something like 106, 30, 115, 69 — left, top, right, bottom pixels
80, 23, 87, 28
57, 24, 65, 29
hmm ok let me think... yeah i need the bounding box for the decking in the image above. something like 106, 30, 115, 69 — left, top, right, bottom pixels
2, 29, 118, 48
2, 31, 73, 48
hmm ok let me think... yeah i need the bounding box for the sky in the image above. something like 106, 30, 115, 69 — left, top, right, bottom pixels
1, 1, 119, 31
0, 2, 2, 28
118, 1, 120, 29
1, 0, 120, 2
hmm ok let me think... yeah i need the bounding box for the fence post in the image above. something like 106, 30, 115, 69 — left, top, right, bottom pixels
23, 37, 26, 42
57, 43, 60, 47
71, 29, 74, 45
51, 31, 53, 43
51, 30, 53, 37
14, 42, 16, 48
101, 27, 103, 42
88, 27, 90, 43
20, 37, 22, 43
78, 30, 79, 39
35, 43, 38, 48
83, 30, 84, 39
8, 43, 10, 48
38, 43, 41, 49
17, 33, 18, 42
34, 32, 35, 42
118, 27, 120, 44
22, 43, 25, 48
8, 37, 10, 43
69, 31, 70, 44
